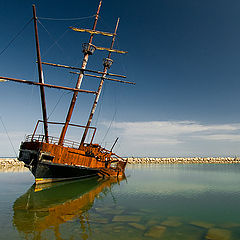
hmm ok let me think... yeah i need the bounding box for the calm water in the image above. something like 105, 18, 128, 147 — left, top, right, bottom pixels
0, 164, 240, 240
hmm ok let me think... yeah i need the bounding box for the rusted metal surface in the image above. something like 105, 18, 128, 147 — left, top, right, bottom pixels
32, 5, 49, 143
21, 140, 126, 178
0, 76, 97, 94
58, 0, 102, 146
23, 120, 126, 178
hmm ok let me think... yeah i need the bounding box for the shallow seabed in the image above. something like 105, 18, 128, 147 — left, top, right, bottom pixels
0, 164, 240, 240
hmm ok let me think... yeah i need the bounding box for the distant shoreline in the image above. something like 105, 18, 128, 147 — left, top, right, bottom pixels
1, 157, 240, 166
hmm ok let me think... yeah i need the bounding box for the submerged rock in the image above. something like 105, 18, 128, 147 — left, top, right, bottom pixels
162, 224, 204, 240
161, 218, 182, 227
128, 222, 146, 230
219, 222, 240, 228
102, 223, 125, 232
190, 221, 214, 229
144, 225, 166, 238
139, 208, 155, 213
206, 228, 231, 240
98, 209, 124, 215
147, 220, 160, 227
88, 217, 109, 224
112, 215, 141, 222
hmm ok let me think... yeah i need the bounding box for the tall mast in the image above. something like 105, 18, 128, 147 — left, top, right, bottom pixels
58, 0, 102, 145
32, 5, 49, 143
80, 18, 120, 147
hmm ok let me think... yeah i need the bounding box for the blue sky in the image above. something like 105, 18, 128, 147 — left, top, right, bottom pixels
1, 0, 240, 157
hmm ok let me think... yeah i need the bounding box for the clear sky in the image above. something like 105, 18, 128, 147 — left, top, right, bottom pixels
1, 0, 240, 157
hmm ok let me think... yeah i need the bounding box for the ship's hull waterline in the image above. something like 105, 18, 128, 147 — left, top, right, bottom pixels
33, 161, 99, 184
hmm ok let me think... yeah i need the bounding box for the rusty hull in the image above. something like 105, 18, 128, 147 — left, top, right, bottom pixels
20, 140, 127, 181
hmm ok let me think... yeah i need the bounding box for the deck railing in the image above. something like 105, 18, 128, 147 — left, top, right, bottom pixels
25, 134, 81, 149
30, 120, 97, 146
25, 120, 127, 163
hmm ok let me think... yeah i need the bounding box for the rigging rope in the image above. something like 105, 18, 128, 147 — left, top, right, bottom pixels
38, 15, 95, 21
99, 76, 119, 147
37, 19, 67, 57
47, 57, 83, 121
94, 84, 105, 128
37, 19, 86, 121
100, 108, 117, 146
0, 18, 33, 57
0, 116, 18, 157
47, 92, 71, 120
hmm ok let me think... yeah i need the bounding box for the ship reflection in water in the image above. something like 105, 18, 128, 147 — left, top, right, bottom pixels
13, 177, 125, 240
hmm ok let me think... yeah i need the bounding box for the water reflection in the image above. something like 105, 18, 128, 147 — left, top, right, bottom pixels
9, 165, 240, 240
13, 177, 124, 240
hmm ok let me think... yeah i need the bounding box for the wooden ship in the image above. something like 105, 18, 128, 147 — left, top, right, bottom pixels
0, 1, 134, 184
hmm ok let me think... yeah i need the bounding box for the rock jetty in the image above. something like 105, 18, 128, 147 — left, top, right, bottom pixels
0, 158, 24, 167
1, 157, 240, 167
0, 158, 26, 172
125, 157, 240, 164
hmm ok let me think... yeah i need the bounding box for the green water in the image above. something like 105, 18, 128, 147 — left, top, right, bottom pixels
1, 164, 240, 239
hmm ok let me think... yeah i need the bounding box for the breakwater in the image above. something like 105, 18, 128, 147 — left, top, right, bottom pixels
1, 157, 240, 168
125, 157, 240, 164
0, 158, 24, 166
0, 158, 27, 172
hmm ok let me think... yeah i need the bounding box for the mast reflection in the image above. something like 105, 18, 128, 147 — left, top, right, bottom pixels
13, 177, 125, 240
